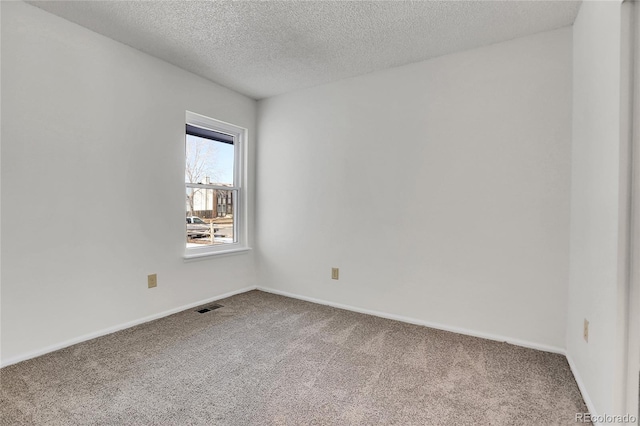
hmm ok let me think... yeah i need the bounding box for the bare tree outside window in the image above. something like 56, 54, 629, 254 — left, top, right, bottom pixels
184, 123, 237, 249
185, 135, 220, 216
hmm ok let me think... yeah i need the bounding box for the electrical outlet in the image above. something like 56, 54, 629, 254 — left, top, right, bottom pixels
331, 268, 339, 280
148, 274, 157, 288
583, 319, 589, 342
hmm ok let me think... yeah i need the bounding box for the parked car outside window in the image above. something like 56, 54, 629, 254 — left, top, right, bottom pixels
186, 216, 215, 238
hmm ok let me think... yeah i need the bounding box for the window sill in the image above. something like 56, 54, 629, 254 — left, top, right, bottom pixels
183, 247, 251, 262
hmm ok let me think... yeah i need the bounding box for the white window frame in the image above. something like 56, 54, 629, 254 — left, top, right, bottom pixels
184, 111, 249, 259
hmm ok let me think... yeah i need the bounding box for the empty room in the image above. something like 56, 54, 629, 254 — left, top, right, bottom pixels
1, 0, 639, 425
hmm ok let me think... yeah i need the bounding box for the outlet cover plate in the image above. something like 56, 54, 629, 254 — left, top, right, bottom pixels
148, 274, 157, 288
331, 268, 339, 280
583, 319, 589, 342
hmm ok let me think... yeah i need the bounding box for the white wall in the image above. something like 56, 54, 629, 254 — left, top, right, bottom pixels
1, 2, 257, 364
630, 0, 640, 418
257, 28, 573, 350
567, 0, 632, 418
627, 2, 640, 417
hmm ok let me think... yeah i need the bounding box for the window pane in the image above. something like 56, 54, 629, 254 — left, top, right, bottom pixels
185, 134, 234, 186
186, 188, 236, 247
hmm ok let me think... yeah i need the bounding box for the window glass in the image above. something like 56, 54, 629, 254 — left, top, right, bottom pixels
185, 135, 234, 186
186, 187, 236, 247
184, 111, 246, 257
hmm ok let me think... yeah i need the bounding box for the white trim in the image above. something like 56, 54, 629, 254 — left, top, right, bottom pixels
0, 285, 258, 368
256, 286, 565, 355
566, 354, 601, 426
627, 0, 640, 419
185, 111, 244, 142
2, 283, 596, 422
183, 246, 252, 261
186, 183, 238, 191
184, 110, 248, 257
256, 287, 604, 416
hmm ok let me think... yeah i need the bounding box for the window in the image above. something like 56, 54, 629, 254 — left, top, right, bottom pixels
185, 111, 247, 258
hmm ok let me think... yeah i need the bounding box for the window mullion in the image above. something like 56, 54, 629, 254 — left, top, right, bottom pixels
186, 184, 239, 191
185, 111, 246, 256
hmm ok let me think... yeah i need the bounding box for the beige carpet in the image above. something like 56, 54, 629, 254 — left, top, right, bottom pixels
1, 290, 588, 425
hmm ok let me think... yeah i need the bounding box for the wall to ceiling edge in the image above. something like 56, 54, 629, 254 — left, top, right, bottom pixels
3, 2, 638, 421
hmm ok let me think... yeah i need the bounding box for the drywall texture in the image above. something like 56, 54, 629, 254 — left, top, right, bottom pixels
567, 0, 630, 417
257, 28, 572, 350
1, 2, 257, 364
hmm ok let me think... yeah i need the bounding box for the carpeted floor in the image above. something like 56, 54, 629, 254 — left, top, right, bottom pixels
1, 290, 588, 425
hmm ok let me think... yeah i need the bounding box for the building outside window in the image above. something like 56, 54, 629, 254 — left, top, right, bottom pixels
185, 111, 247, 257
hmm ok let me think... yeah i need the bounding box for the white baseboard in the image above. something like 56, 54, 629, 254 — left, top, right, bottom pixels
2, 283, 597, 425
0, 285, 258, 368
258, 286, 604, 422
256, 286, 565, 355
566, 353, 601, 425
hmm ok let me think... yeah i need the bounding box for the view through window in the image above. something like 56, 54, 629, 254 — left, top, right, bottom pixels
185, 113, 244, 254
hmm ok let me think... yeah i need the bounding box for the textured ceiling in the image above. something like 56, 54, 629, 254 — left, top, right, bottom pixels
28, 1, 581, 100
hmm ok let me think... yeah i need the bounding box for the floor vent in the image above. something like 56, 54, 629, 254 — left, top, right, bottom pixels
197, 304, 223, 314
